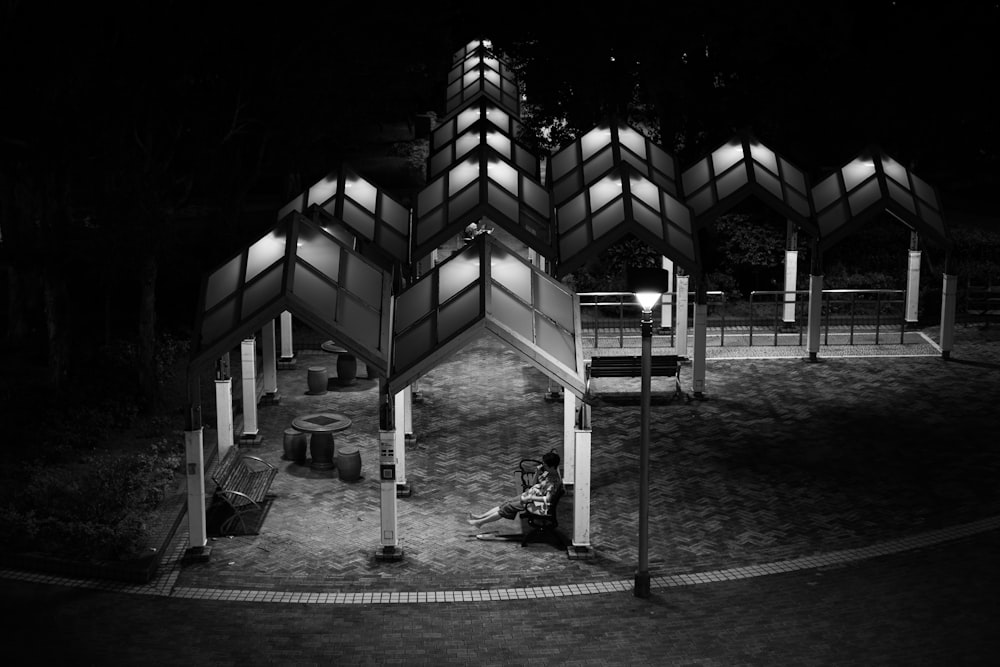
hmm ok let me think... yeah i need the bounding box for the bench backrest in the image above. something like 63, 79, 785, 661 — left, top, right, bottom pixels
587, 355, 680, 378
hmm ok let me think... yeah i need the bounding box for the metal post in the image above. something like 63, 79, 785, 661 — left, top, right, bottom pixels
635, 307, 653, 598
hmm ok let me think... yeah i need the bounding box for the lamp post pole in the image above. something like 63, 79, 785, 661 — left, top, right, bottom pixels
635, 304, 653, 598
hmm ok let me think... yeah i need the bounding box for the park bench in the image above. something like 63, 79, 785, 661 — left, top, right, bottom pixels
586, 354, 685, 402
210, 446, 278, 535
516, 458, 566, 548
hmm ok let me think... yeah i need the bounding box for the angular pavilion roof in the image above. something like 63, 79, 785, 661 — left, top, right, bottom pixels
445, 39, 520, 118
389, 233, 585, 398
428, 99, 540, 182
189, 213, 393, 375
412, 143, 553, 264
680, 130, 818, 234
811, 145, 950, 251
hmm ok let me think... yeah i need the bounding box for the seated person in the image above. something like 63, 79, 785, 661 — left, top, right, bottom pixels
467, 452, 563, 529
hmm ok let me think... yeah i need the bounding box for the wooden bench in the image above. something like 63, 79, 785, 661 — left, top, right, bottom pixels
211, 447, 278, 535
586, 354, 685, 401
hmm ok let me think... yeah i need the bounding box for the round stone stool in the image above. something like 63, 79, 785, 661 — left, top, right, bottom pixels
336, 354, 358, 386
337, 447, 362, 481
309, 432, 336, 470
282, 428, 308, 463
306, 366, 328, 395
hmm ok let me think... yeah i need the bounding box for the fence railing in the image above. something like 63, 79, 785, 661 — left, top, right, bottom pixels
578, 288, 912, 348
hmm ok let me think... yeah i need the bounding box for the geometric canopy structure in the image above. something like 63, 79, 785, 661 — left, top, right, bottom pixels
388, 232, 585, 398
811, 145, 950, 251
681, 129, 818, 234
548, 122, 699, 278
189, 213, 393, 376
446, 38, 520, 118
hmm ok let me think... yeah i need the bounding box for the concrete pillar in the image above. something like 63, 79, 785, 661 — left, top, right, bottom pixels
692, 296, 708, 399
278, 311, 296, 368
261, 319, 279, 404
185, 428, 207, 554
214, 360, 234, 463
660, 257, 674, 330
940, 273, 958, 360
376, 429, 403, 560
906, 250, 922, 325
675, 274, 690, 357
783, 250, 799, 324
562, 389, 576, 485
394, 390, 411, 496
807, 274, 824, 362
568, 428, 594, 559
240, 338, 262, 445
403, 384, 416, 446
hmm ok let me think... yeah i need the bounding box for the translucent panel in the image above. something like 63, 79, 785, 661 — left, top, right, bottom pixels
629, 174, 660, 212
514, 146, 537, 178
446, 79, 461, 102
323, 220, 356, 248
817, 202, 849, 236
337, 292, 380, 343
456, 107, 479, 134
781, 158, 807, 194
716, 167, 747, 200
277, 196, 303, 222
592, 199, 623, 239
394, 276, 433, 334
418, 177, 445, 214
666, 225, 696, 264
201, 299, 235, 347
483, 68, 501, 88
748, 141, 778, 175
485, 104, 509, 131
292, 262, 338, 318
754, 165, 783, 201
911, 174, 938, 209
463, 69, 479, 88
633, 198, 663, 238
663, 195, 692, 231
486, 161, 516, 197
621, 150, 647, 178
242, 263, 283, 317
558, 194, 587, 231
560, 223, 588, 260
811, 173, 842, 213
439, 286, 479, 342
393, 319, 434, 372
430, 150, 451, 179
788, 189, 810, 218
553, 175, 581, 208
456, 131, 479, 160
246, 231, 286, 282
848, 179, 882, 216
485, 130, 510, 157
296, 225, 341, 280
580, 126, 610, 161
482, 56, 499, 72
345, 175, 377, 214
589, 175, 622, 212
488, 183, 519, 223
536, 278, 575, 332
343, 253, 383, 309
342, 198, 376, 241
449, 159, 479, 196
432, 121, 453, 150
491, 249, 531, 301
650, 145, 675, 180
490, 284, 533, 340
523, 178, 549, 216
842, 158, 876, 191
618, 126, 647, 160
449, 186, 479, 221
381, 196, 409, 235
549, 145, 577, 181
712, 141, 745, 175
439, 247, 480, 303
582, 146, 614, 185
416, 208, 445, 245
881, 156, 909, 189
682, 160, 710, 197
307, 174, 339, 207
379, 231, 408, 264
536, 312, 576, 369
687, 187, 714, 216
205, 255, 242, 311
887, 180, 916, 214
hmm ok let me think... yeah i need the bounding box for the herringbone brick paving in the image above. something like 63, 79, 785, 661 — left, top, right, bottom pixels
174, 324, 1000, 594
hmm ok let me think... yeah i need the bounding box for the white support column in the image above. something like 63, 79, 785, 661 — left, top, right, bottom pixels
562, 389, 576, 485
394, 390, 411, 496
940, 273, 958, 360
403, 384, 415, 445
783, 250, 799, 324
807, 274, 824, 362
568, 429, 594, 559
240, 338, 261, 446
375, 429, 403, 560
278, 311, 295, 368
261, 319, 279, 404
215, 377, 234, 462
675, 274, 690, 357
692, 301, 708, 399
184, 427, 207, 553
906, 250, 922, 325
660, 257, 674, 330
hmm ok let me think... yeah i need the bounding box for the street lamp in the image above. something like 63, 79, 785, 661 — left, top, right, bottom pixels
627, 266, 671, 599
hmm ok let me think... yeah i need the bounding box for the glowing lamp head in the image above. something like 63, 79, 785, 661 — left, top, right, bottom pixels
635, 291, 662, 311
627, 266, 672, 313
